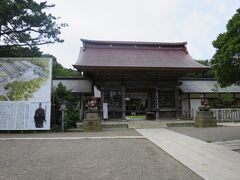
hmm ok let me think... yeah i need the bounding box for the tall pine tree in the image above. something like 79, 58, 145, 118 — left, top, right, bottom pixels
0, 0, 67, 47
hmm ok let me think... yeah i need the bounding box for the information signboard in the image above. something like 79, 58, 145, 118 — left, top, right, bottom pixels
0, 58, 52, 130
103, 103, 108, 119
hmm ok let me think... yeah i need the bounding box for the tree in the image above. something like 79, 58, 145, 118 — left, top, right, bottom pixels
0, 46, 80, 77
43, 54, 81, 77
52, 60, 81, 77
184, 60, 215, 78
0, 0, 67, 47
0, 45, 42, 57
211, 8, 240, 87
53, 82, 79, 128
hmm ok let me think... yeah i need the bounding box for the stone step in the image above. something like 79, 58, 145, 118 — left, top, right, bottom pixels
167, 122, 195, 127
78, 123, 128, 129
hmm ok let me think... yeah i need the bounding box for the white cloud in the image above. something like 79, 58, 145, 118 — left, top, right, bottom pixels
36, 0, 240, 68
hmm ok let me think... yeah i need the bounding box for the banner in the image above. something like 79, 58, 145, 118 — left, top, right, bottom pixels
0, 58, 52, 130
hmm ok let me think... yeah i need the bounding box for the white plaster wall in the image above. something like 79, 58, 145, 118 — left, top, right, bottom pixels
190, 99, 201, 118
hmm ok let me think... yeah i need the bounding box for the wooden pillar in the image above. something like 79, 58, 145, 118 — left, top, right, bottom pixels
188, 93, 192, 119
100, 87, 104, 120
122, 86, 126, 120
148, 92, 151, 111
155, 88, 159, 120
188, 93, 191, 110
175, 87, 180, 119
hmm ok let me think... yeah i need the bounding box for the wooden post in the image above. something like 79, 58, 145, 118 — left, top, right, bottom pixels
188, 93, 191, 110
155, 88, 159, 120
148, 92, 151, 111
175, 87, 180, 119
100, 87, 104, 120
122, 86, 126, 120
188, 93, 191, 119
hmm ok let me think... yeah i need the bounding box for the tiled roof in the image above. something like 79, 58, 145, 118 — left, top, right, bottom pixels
81, 39, 187, 47
180, 80, 240, 93
52, 79, 92, 93
74, 39, 209, 71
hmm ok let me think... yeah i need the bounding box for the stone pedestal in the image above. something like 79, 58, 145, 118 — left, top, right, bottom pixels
195, 111, 217, 128
83, 111, 102, 132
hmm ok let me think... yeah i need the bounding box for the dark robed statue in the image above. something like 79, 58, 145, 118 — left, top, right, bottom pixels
34, 103, 46, 128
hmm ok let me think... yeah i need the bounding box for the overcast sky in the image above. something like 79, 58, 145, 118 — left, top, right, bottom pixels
37, 0, 239, 69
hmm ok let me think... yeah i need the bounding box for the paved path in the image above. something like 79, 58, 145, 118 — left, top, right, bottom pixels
0, 138, 202, 180
168, 126, 240, 142
214, 140, 240, 152
0, 136, 144, 140
136, 128, 240, 180
218, 122, 240, 127
0, 129, 140, 138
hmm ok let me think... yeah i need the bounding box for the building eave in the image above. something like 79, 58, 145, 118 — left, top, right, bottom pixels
73, 64, 210, 72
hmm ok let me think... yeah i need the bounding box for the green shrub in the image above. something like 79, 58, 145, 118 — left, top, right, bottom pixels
52, 82, 79, 129
222, 93, 234, 107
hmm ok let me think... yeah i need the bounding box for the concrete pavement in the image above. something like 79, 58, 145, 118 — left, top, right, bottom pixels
218, 122, 240, 127
168, 126, 240, 142
0, 138, 201, 180
137, 128, 240, 180
214, 140, 240, 152
0, 136, 144, 140
0, 129, 140, 138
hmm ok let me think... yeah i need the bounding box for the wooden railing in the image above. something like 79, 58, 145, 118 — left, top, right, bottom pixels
211, 108, 240, 122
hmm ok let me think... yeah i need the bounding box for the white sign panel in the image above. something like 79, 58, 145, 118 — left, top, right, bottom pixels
103, 103, 108, 119
0, 58, 52, 130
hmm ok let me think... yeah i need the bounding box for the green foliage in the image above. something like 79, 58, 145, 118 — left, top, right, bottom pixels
222, 93, 234, 107
0, 0, 67, 47
0, 46, 43, 57
54, 82, 69, 99
0, 0, 77, 78
49, 54, 80, 77
0, 46, 80, 77
185, 60, 215, 78
211, 8, 240, 87
53, 82, 79, 128
52, 61, 80, 77
210, 84, 235, 108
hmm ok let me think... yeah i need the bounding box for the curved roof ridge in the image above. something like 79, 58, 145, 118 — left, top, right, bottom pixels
81, 39, 187, 47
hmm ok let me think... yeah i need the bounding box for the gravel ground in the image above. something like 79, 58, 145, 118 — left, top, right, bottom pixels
0, 129, 140, 138
0, 139, 202, 180
168, 126, 240, 142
